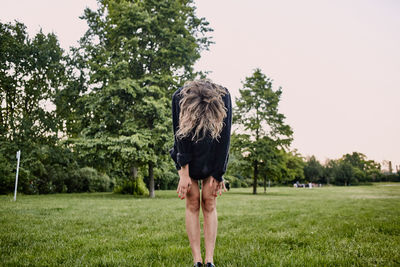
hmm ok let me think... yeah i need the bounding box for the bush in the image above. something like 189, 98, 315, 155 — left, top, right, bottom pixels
20, 144, 82, 194
0, 142, 115, 194
152, 165, 178, 190
75, 167, 113, 192
114, 177, 149, 196
64, 167, 114, 193
245, 178, 253, 187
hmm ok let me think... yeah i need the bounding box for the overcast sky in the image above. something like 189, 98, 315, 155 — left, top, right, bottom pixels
1, 0, 399, 171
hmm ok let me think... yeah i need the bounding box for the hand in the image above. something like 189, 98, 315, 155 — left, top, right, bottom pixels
210, 176, 227, 197
177, 175, 191, 200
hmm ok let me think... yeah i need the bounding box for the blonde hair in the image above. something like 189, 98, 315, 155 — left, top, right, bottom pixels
176, 79, 228, 143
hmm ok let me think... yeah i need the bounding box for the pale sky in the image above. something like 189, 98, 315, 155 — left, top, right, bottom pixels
1, 0, 399, 171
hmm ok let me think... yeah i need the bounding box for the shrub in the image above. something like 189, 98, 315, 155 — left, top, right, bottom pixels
152, 165, 178, 190
75, 167, 114, 192
114, 177, 149, 196
245, 178, 253, 187
241, 180, 249, 188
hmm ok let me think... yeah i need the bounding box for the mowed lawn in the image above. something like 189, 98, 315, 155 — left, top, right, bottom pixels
1, 184, 399, 266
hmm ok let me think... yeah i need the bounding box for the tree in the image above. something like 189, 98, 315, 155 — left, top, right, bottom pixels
66, 0, 213, 197
341, 152, 381, 183
341, 152, 367, 171
232, 68, 293, 194
279, 149, 305, 185
323, 159, 338, 185
303, 155, 324, 183
0, 21, 65, 146
0, 21, 87, 194
335, 161, 355, 186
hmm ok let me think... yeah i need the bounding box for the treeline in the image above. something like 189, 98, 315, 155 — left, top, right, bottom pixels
302, 153, 398, 185
224, 151, 398, 190
1, 1, 397, 196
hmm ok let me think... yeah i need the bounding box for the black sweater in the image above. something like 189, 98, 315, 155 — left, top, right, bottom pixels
169, 86, 232, 182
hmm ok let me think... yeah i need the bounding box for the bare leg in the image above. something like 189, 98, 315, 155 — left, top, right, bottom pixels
201, 176, 218, 263
185, 178, 202, 264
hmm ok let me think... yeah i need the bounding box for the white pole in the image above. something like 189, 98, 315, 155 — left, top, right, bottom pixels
13, 150, 21, 201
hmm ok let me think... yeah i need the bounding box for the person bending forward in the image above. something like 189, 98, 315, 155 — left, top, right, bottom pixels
169, 79, 232, 267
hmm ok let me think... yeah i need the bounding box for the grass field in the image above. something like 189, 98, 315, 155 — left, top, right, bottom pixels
1, 183, 399, 266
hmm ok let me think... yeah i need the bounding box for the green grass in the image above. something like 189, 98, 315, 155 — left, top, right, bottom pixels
1, 183, 399, 266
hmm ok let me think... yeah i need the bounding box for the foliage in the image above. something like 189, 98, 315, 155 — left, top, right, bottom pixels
340, 152, 382, 182
76, 167, 115, 192
278, 149, 305, 184
300, 152, 387, 186
303, 155, 324, 183
232, 68, 294, 194
0, 140, 114, 194
0, 152, 14, 194
0, 21, 66, 145
64, 0, 214, 197
0, 1, 214, 196
114, 177, 149, 196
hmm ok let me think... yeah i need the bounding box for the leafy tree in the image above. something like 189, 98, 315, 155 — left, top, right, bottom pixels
334, 161, 355, 186
303, 155, 324, 183
364, 160, 382, 182
257, 138, 284, 191
0, 21, 74, 194
0, 21, 65, 146
279, 149, 305, 185
66, 0, 213, 197
323, 159, 338, 185
341, 152, 367, 171
232, 68, 293, 194
340, 152, 381, 183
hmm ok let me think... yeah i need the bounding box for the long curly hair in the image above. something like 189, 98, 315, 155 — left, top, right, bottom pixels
176, 79, 228, 143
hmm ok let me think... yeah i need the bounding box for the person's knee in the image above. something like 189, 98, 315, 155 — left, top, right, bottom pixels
186, 192, 200, 213
201, 194, 216, 213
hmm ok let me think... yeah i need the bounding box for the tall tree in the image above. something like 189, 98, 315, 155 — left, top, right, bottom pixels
0, 21, 66, 146
233, 68, 293, 194
67, 0, 213, 197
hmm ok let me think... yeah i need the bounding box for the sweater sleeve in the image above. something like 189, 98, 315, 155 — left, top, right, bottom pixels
210, 89, 232, 182
169, 89, 193, 170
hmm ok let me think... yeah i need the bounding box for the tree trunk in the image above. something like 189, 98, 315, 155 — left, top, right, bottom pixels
130, 165, 138, 195
263, 176, 266, 193
131, 165, 138, 181
253, 160, 258, 194
149, 162, 155, 198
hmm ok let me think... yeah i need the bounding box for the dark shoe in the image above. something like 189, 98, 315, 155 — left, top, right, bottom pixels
206, 263, 215, 267
193, 262, 202, 267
